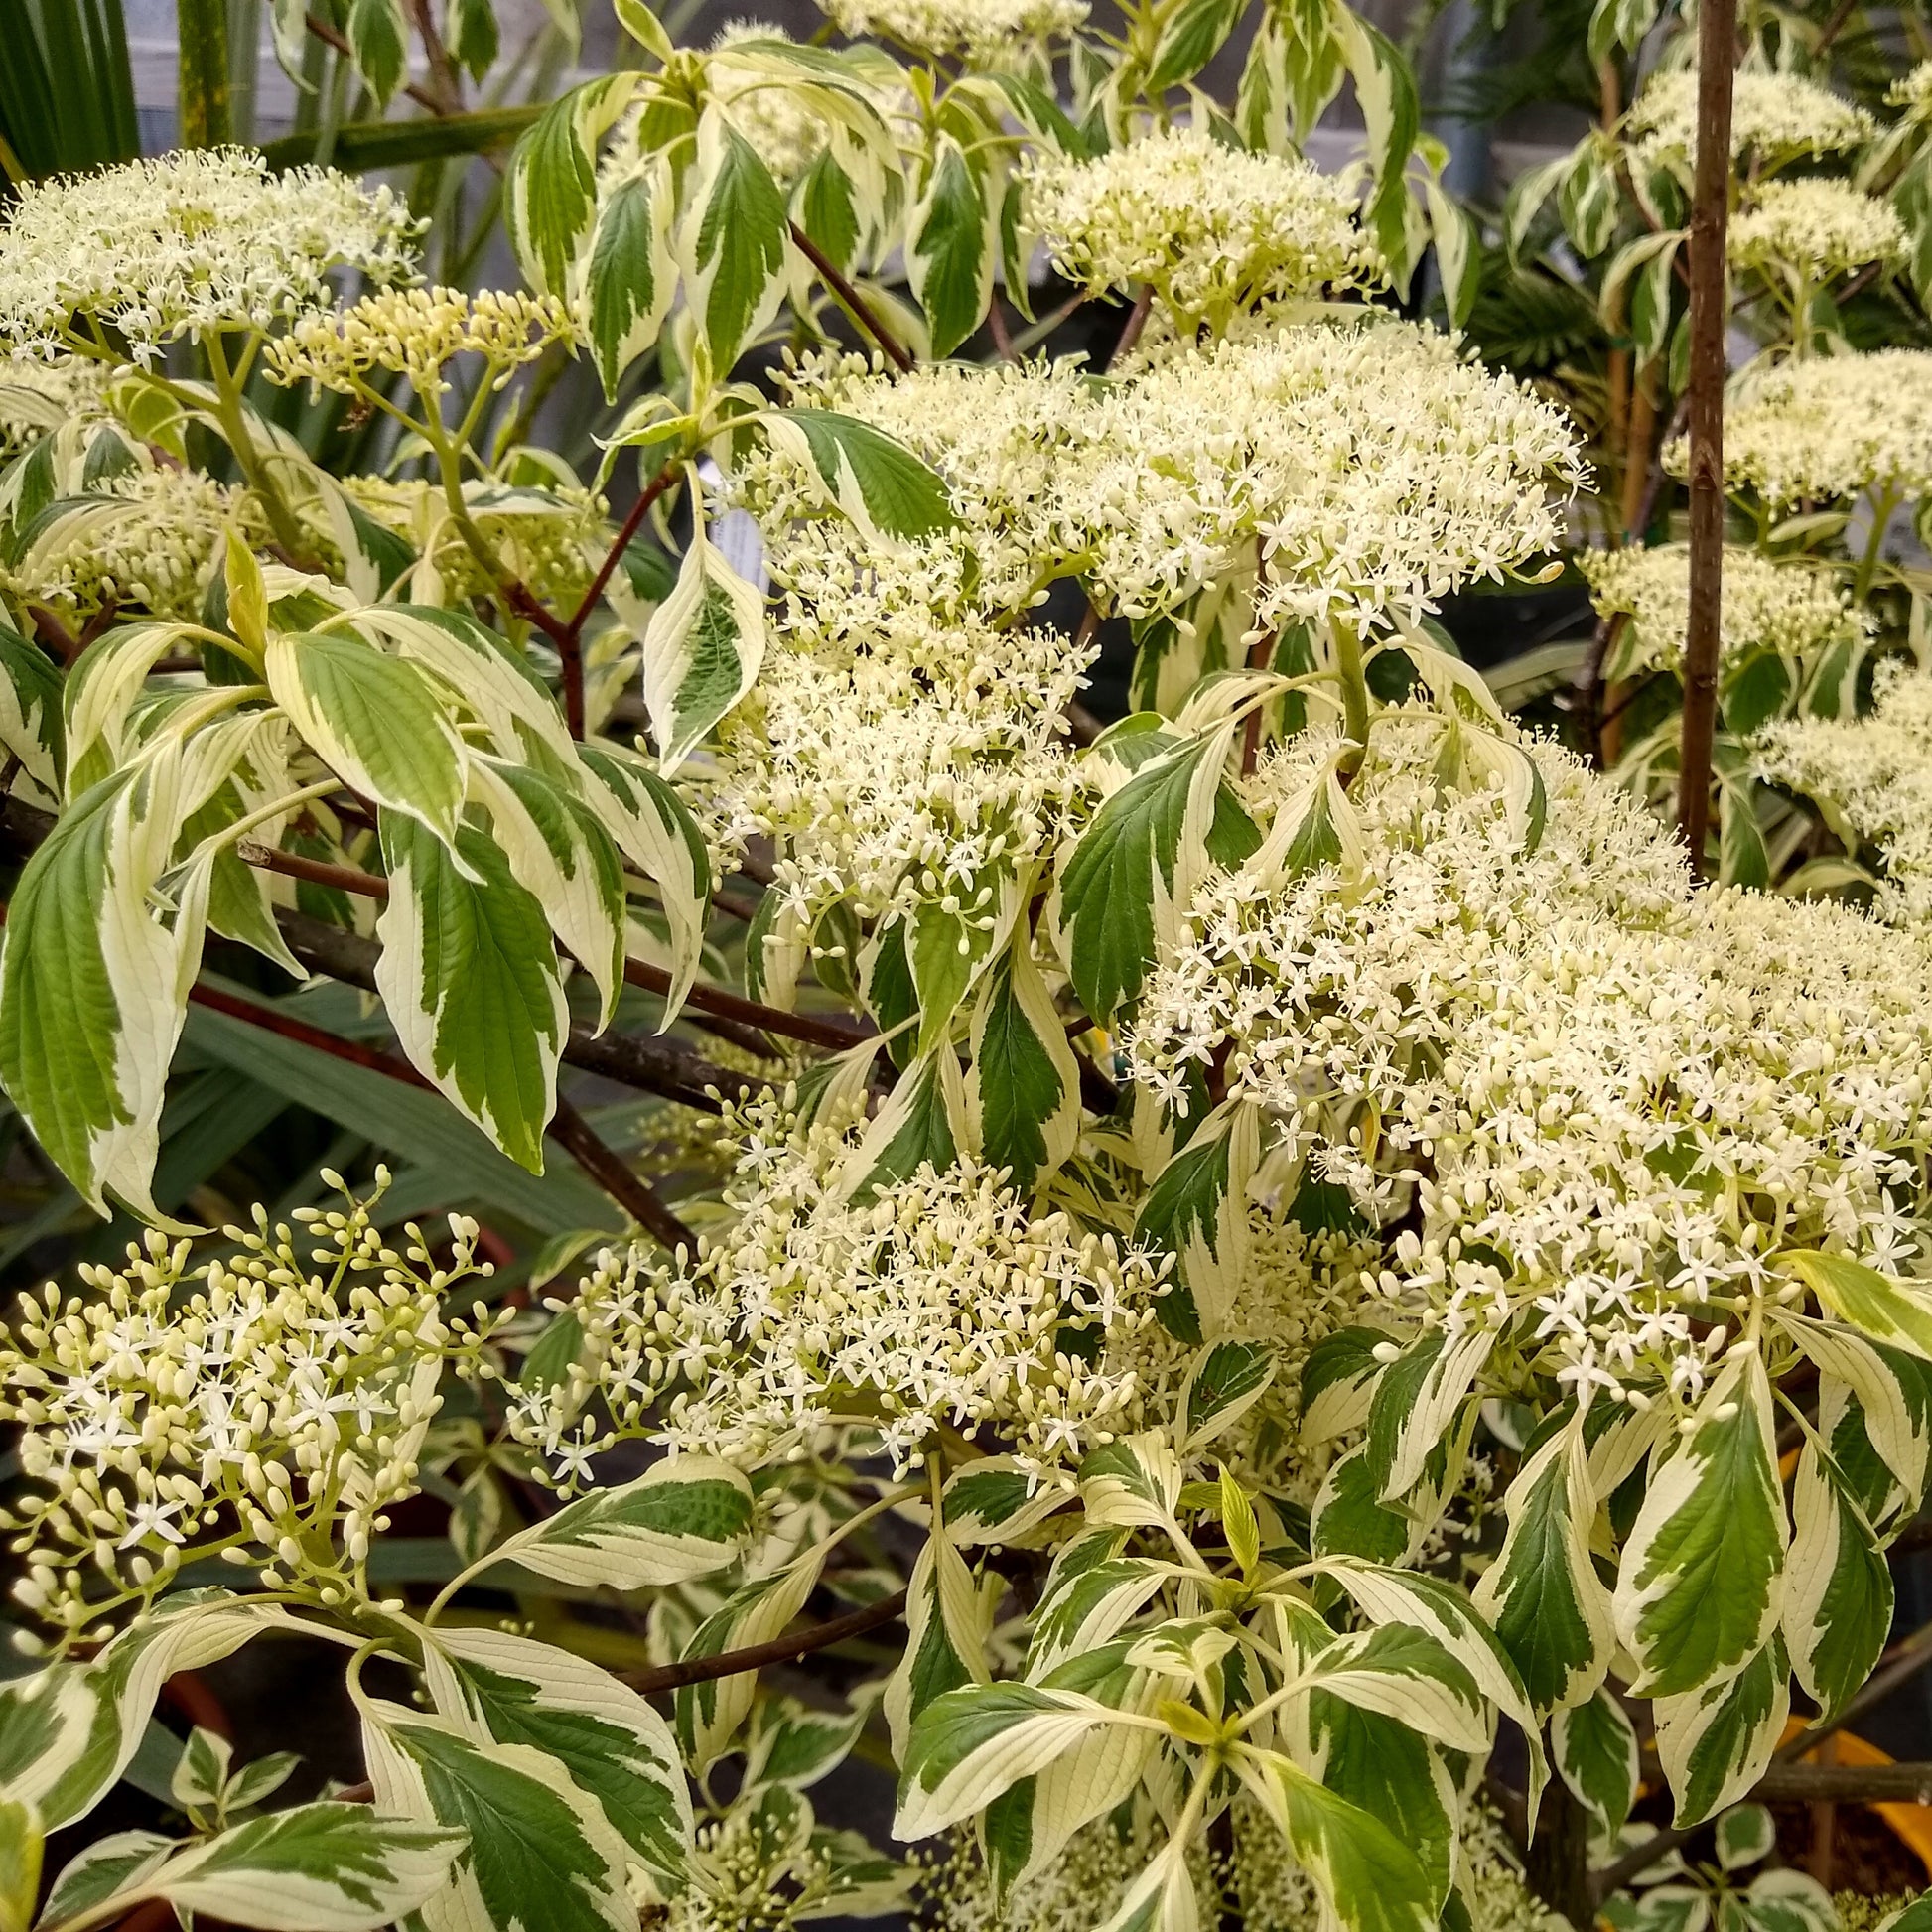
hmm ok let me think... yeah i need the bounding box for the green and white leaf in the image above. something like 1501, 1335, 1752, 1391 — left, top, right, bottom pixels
74, 1802, 468, 1932
1131, 1102, 1259, 1342
469, 757, 626, 1029
1302, 1623, 1492, 1755
884, 1516, 993, 1761
504, 76, 641, 299
1232, 1746, 1437, 1932
486, 1454, 754, 1590
1651, 1634, 1789, 1828
1611, 1352, 1786, 1699
759, 410, 957, 550
965, 939, 1081, 1192
422, 1627, 691, 1900
1551, 1687, 1639, 1840
0, 747, 215, 1220
675, 1551, 825, 1770
1472, 1420, 1613, 1713
906, 138, 993, 359
575, 742, 711, 1020
1781, 1438, 1893, 1724
637, 513, 767, 775
1049, 725, 1245, 1024
677, 108, 791, 370
895, 1684, 1142, 1843
585, 160, 677, 400
375, 815, 567, 1174
265, 628, 467, 849
360, 1703, 634, 1932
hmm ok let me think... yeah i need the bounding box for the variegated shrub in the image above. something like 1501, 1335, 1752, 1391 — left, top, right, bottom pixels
3, 4, 1932, 1932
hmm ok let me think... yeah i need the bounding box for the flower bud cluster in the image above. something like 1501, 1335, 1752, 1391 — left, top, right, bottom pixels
1676, 349, 1932, 506
817, 0, 1086, 61
1727, 178, 1905, 278
0, 1177, 503, 1628
2, 465, 252, 621
265, 286, 575, 400
1625, 68, 1874, 168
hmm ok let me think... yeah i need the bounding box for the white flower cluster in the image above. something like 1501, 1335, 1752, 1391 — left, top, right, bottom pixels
1625, 68, 1874, 167
817, 0, 1086, 61
507, 1099, 1168, 1474
1579, 542, 1870, 680
1682, 350, 1932, 505
716, 619, 1085, 925
0, 1182, 500, 1631
0, 149, 419, 361
1127, 717, 1932, 1407
1022, 127, 1381, 333
756, 319, 1584, 638
1728, 177, 1905, 277
264, 286, 574, 398
1, 465, 247, 621
1757, 663, 1932, 923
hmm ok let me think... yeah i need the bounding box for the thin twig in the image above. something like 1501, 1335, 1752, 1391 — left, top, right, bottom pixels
304, 10, 447, 116
545, 1094, 695, 1253
618, 1587, 909, 1693
24, 605, 81, 664
1106, 287, 1154, 371
193, 982, 695, 1238
788, 221, 915, 373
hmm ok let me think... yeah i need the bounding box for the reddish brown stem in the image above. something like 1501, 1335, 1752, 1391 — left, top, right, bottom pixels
305, 9, 446, 115
25, 605, 81, 664
787, 221, 915, 373
621, 955, 866, 1051
618, 1586, 909, 1693
189, 982, 430, 1087
1675, 1, 1737, 876
1106, 287, 1155, 371
240, 841, 390, 900
546, 1093, 695, 1253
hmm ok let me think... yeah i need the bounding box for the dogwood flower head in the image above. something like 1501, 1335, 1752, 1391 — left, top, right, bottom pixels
0, 149, 419, 361
1022, 127, 1382, 334
1676, 350, 1932, 506
264, 286, 575, 398
1626, 68, 1874, 168
1580, 542, 1870, 679
506, 1098, 1168, 1476
713, 614, 1086, 925
0, 1180, 500, 1626
816, 0, 1086, 61
1127, 715, 1932, 1405
755, 320, 1584, 640
1757, 663, 1932, 924
1727, 178, 1905, 278
0, 465, 250, 621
